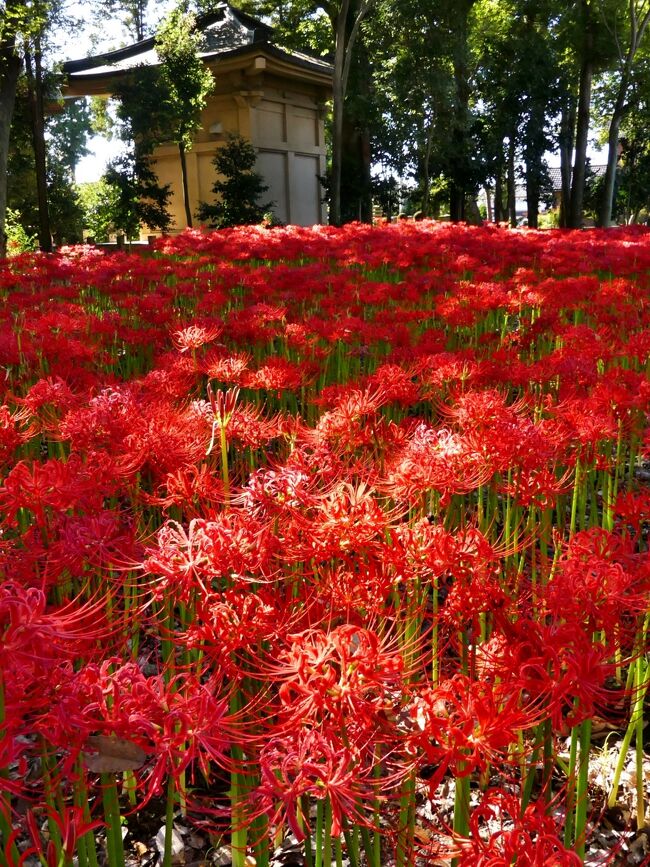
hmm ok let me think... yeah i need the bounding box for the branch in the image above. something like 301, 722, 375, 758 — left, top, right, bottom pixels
341, 0, 376, 95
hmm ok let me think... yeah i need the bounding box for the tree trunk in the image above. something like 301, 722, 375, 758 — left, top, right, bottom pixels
600, 6, 650, 226
179, 141, 192, 228
599, 108, 623, 228
507, 136, 517, 227
494, 158, 504, 223
449, 182, 464, 222
449, 1, 473, 223
559, 96, 576, 228
421, 114, 435, 217
526, 165, 539, 229
568, 0, 593, 229
0, 14, 21, 259
25, 39, 52, 252
330, 1, 349, 226
484, 185, 493, 223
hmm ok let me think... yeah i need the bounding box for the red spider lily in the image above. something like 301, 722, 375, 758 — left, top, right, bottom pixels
41, 509, 139, 583
451, 790, 583, 866
242, 464, 321, 518
544, 528, 649, 637
142, 514, 278, 602
38, 661, 233, 798
179, 586, 287, 673
267, 624, 404, 730
171, 322, 222, 353
241, 357, 316, 392
143, 463, 224, 516
477, 619, 620, 731
255, 729, 390, 841
202, 348, 251, 383
0, 583, 111, 675
305, 481, 394, 559
0, 404, 35, 466
407, 675, 540, 787
0, 456, 107, 527
15, 807, 104, 867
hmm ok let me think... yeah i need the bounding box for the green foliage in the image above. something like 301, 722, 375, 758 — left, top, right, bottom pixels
104, 148, 172, 238
107, 64, 176, 234
47, 98, 93, 173
5, 207, 37, 254
7, 75, 86, 244
196, 134, 273, 228
155, 4, 214, 152
76, 179, 120, 242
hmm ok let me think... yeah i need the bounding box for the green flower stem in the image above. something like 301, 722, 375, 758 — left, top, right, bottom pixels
563, 723, 579, 849
451, 773, 470, 867
635, 658, 646, 827
432, 574, 440, 685
342, 824, 359, 867
315, 799, 324, 867
0, 673, 20, 867
395, 770, 415, 867
250, 811, 269, 867
574, 718, 592, 860
302, 798, 313, 867
101, 775, 125, 867
76, 763, 99, 867
230, 689, 247, 867
323, 798, 332, 867
163, 772, 176, 867
220, 424, 230, 508
569, 456, 581, 537
40, 741, 63, 858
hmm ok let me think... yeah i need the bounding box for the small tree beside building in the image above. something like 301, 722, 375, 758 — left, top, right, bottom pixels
197, 134, 273, 228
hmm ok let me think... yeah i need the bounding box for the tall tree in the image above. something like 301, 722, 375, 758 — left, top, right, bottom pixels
0, 0, 28, 257
23, 21, 51, 250
568, 0, 596, 227
108, 64, 174, 235
237, 0, 377, 224
155, 3, 214, 228
598, 0, 650, 226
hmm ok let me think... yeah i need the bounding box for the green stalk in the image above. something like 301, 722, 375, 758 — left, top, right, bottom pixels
569, 456, 581, 537
432, 574, 439, 685
395, 771, 415, 867
635, 656, 647, 828
563, 723, 579, 849
101, 775, 125, 867
574, 718, 592, 860
0, 673, 20, 867
323, 798, 332, 867
302, 796, 314, 867
250, 811, 270, 867
76, 763, 99, 867
315, 800, 324, 867
40, 741, 63, 858
542, 717, 554, 805
451, 773, 470, 867
220, 425, 230, 508
230, 690, 247, 867
609, 626, 650, 814
163, 772, 176, 867
342, 825, 359, 867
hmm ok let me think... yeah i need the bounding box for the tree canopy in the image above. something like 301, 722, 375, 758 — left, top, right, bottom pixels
6, 0, 650, 251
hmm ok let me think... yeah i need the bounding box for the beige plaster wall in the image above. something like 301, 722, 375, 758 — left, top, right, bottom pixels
149, 75, 327, 232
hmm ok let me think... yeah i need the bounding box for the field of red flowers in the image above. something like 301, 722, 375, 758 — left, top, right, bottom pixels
1, 221, 650, 867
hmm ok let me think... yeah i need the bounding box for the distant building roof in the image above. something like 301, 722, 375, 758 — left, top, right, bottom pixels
547, 164, 607, 192
63, 3, 332, 86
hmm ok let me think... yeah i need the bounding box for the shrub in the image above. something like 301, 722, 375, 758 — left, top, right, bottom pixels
196, 134, 273, 228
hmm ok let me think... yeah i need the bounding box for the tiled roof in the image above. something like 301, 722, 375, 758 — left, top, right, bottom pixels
547, 164, 607, 192
63, 3, 332, 79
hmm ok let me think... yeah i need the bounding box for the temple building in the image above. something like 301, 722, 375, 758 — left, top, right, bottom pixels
63, 4, 332, 230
